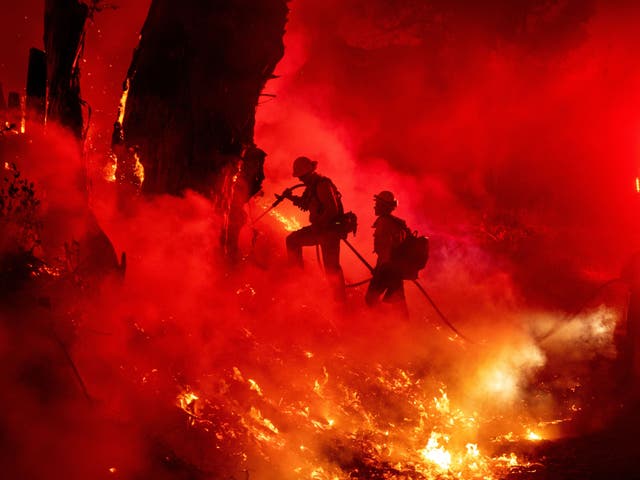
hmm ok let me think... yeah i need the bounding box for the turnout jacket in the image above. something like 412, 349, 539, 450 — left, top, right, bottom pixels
373, 214, 407, 265
292, 174, 342, 227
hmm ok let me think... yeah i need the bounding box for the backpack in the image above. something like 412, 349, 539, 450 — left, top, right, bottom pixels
390, 219, 429, 280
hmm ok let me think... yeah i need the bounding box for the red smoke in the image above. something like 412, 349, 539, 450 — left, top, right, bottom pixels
1, 1, 640, 479
256, 0, 640, 311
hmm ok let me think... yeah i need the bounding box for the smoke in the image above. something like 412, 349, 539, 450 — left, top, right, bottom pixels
2, 1, 640, 478
256, 0, 640, 310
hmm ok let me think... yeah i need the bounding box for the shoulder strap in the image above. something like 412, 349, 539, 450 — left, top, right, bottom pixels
313, 175, 344, 215
389, 215, 411, 235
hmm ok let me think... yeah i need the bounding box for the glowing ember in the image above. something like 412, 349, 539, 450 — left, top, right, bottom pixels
248, 378, 263, 396
636, 176, 639, 193
20, 95, 26, 134
176, 389, 199, 412
104, 152, 117, 182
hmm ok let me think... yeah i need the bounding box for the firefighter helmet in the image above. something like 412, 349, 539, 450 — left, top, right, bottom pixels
292, 156, 317, 177
374, 190, 397, 208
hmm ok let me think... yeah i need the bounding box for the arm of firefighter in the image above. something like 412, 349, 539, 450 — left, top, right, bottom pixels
315, 179, 341, 226
279, 187, 303, 207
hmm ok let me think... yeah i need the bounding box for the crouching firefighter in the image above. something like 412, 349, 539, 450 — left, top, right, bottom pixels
365, 191, 411, 318
281, 156, 353, 302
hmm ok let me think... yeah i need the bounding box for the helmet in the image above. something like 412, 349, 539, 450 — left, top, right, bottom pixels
292, 156, 317, 177
374, 190, 397, 208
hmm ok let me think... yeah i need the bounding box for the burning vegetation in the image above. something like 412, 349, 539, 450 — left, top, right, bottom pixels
2, 1, 640, 479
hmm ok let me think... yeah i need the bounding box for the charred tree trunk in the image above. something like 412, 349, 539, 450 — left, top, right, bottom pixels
41, 1, 122, 279
115, 0, 287, 197
44, 0, 89, 140
26, 48, 47, 126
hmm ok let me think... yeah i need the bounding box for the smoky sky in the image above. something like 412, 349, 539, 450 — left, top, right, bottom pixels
256, 0, 640, 309
2, 0, 640, 309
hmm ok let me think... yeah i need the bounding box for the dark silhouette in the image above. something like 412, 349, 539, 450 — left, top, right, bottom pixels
283, 156, 346, 302
365, 191, 409, 318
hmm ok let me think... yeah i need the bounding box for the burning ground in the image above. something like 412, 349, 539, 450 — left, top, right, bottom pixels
1, 124, 637, 478
2, 0, 640, 479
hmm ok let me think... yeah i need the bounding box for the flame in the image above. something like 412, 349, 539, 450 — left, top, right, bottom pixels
496, 452, 520, 466
636, 176, 639, 193
420, 432, 452, 471
104, 152, 117, 182
269, 210, 302, 231
177, 388, 199, 413
167, 351, 564, 478
133, 151, 145, 185
20, 94, 26, 134
117, 79, 130, 125
526, 429, 542, 441
248, 378, 263, 396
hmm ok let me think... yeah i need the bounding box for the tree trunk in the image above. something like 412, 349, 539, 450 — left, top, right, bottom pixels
115, 0, 288, 197
44, 0, 89, 139
26, 48, 47, 126
42, 1, 122, 279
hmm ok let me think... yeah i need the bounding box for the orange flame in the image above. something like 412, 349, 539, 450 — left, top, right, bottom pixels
104, 152, 117, 182
117, 79, 130, 126
133, 151, 145, 185
269, 210, 301, 231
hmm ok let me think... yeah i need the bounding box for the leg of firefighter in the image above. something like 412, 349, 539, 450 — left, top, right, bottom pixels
383, 278, 410, 320
286, 226, 315, 268
321, 234, 347, 303
365, 269, 385, 307
366, 265, 409, 319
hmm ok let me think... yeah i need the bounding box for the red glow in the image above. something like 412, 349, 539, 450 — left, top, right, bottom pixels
2, 1, 640, 479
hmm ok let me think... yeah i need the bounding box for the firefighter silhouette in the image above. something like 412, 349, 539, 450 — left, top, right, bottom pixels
365, 190, 410, 318
282, 156, 346, 302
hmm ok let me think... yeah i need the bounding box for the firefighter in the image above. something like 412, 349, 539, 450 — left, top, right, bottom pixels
282, 156, 346, 302
365, 190, 409, 318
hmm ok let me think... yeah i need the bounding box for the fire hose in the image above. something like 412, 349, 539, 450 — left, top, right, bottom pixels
251, 189, 473, 343
341, 238, 475, 344
252, 183, 305, 224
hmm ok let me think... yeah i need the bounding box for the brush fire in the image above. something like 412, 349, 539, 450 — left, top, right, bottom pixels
2, 1, 640, 479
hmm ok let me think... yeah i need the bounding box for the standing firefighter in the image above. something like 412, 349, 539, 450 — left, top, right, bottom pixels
365, 191, 410, 318
282, 156, 346, 302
